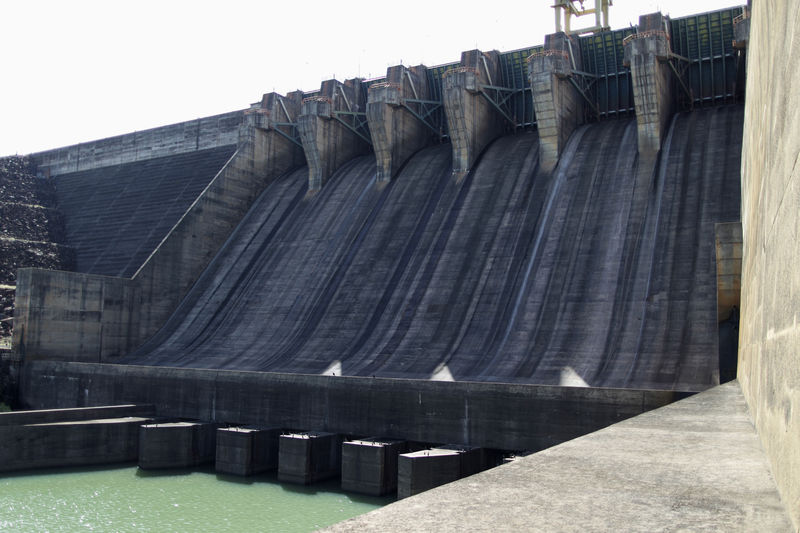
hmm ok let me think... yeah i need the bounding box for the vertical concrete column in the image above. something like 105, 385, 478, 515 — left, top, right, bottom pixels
442, 50, 504, 174
341, 438, 408, 495
278, 431, 343, 484
367, 65, 436, 182
215, 426, 281, 476
528, 32, 584, 172
299, 79, 371, 191
624, 12, 674, 157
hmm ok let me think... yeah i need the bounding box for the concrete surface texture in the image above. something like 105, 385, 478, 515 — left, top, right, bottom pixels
31, 110, 245, 176
299, 79, 371, 190
124, 106, 741, 391
341, 439, 408, 496
624, 13, 673, 157
138, 421, 217, 469
738, 0, 800, 528
278, 432, 342, 485
367, 65, 436, 182
12, 268, 140, 362
528, 32, 584, 172
18, 360, 681, 452
443, 50, 504, 173
325, 382, 793, 532
215, 426, 281, 476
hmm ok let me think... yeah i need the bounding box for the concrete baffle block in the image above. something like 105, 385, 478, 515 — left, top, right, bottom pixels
278, 431, 343, 484
299, 78, 371, 190
442, 50, 504, 174
398, 448, 462, 499
367, 65, 436, 182
138, 421, 218, 469
528, 32, 584, 172
624, 12, 673, 157
215, 426, 281, 476
398, 445, 486, 499
341, 438, 408, 496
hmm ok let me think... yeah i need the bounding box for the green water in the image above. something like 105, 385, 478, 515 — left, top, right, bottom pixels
0, 464, 389, 532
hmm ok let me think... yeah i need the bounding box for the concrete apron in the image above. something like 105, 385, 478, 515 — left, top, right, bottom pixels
324, 381, 793, 532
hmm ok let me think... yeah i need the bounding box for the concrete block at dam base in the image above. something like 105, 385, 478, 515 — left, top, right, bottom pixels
215, 426, 281, 476
325, 382, 793, 532
341, 438, 408, 496
278, 431, 343, 485
0, 406, 155, 473
397, 446, 485, 499
138, 421, 217, 469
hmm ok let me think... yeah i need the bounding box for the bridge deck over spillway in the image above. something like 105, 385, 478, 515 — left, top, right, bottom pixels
124, 105, 742, 392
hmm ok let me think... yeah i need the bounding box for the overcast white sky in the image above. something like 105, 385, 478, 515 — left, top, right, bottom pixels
0, 0, 743, 156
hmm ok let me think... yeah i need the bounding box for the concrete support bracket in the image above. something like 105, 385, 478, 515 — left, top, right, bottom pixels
623, 12, 674, 157
299, 79, 371, 190
443, 50, 504, 174
367, 65, 436, 182
528, 32, 585, 172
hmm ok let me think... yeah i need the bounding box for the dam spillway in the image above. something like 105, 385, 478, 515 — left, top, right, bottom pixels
124, 107, 741, 391
4, 7, 747, 455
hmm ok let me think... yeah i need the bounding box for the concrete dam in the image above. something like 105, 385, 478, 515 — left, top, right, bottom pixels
5, 6, 780, 515
125, 108, 741, 390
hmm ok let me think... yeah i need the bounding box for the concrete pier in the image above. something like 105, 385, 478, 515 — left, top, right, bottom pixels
397, 445, 485, 499
138, 421, 217, 469
299, 79, 370, 190
341, 438, 408, 496
242, 91, 306, 184
215, 426, 281, 476
528, 32, 584, 172
278, 431, 343, 484
442, 50, 503, 174
624, 12, 673, 156
367, 65, 436, 182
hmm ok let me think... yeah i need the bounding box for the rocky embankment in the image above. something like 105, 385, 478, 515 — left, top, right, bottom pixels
0, 156, 74, 344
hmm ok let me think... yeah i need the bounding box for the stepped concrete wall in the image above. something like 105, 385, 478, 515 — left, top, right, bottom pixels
738, 0, 800, 528
12, 102, 303, 361
18, 360, 684, 452
32, 110, 245, 176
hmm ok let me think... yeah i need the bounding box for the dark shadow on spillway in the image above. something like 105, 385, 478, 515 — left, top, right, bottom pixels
124, 106, 742, 392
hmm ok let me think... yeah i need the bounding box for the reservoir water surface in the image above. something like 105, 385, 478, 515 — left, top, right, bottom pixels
0, 464, 389, 532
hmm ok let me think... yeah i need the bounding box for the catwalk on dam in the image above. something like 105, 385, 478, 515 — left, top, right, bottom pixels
126, 105, 742, 391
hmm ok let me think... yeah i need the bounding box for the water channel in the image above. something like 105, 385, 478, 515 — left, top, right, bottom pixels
0, 464, 389, 532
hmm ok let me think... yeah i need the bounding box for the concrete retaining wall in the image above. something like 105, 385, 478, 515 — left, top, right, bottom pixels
31, 111, 245, 176
738, 0, 800, 528
12, 269, 140, 361
0, 404, 153, 425
0, 415, 153, 472
12, 109, 303, 361
18, 361, 685, 452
